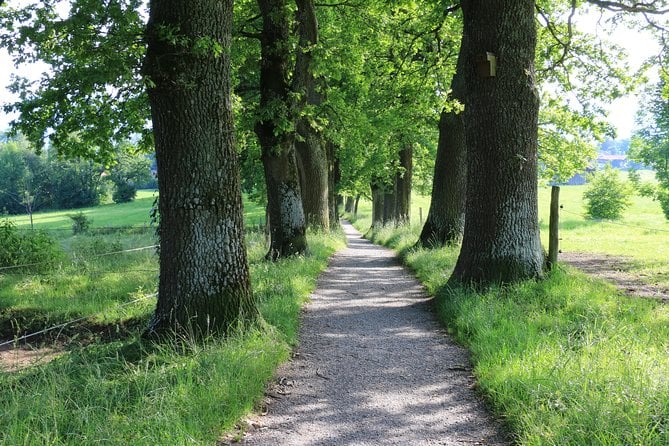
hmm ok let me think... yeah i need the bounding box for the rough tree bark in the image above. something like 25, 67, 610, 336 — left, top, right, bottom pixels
328, 144, 342, 228
418, 40, 466, 246
344, 196, 354, 213
382, 189, 396, 225
143, 0, 256, 335
394, 142, 413, 225
450, 0, 543, 285
256, 0, 307, 260
370, 180, 384, 228
293, 0, 330, 229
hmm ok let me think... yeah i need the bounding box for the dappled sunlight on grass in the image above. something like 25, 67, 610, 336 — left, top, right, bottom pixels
0, 209, 345, 445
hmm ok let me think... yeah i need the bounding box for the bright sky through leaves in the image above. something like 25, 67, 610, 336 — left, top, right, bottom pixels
0, 4, 661, 138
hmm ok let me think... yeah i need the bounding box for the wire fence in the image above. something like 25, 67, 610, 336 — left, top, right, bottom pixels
0, 244, 158, 273
0, 293, 157, 350
15, 225, 154, 232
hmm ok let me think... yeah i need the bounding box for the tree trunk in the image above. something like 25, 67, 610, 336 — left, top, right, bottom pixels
293, 0, 329, 229
353, 194, 360, 217
382, 189, 396, 225
327, 141, 341, 229
450, 0, 543, 285
418, 40, 467, 247
256, 0, 307, 260
371, 181, 384, 228
344, 196, 354, 213
143, 0, 256, 335
394, 143, 412, 225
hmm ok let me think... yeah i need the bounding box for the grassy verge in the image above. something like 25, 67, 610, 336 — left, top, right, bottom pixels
1, 199, 345, 444
393, 183, 669, 288
350, 204, 669, 445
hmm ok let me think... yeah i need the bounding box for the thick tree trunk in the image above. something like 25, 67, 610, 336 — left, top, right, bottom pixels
383, 189, 396, 225
371, 181, 384, 228
353, 194, 360, 217
344, 196, 354, 213
144, 0, 256, 335
326, 141, 341, 229
295, 125, 329, 229
450, 0, 543, 285
419, 42, 466, 247
257, 0, 307, 260
394, 143, 412, 225
293, 0, 329, 229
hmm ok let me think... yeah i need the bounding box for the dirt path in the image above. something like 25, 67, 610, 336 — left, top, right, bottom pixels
560, 252, 669, 302
241, 221, 508, 446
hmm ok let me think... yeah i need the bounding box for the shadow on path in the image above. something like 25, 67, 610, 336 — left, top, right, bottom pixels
242, 221, 509, 445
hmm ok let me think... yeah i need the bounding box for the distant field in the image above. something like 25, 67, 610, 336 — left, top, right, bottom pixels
537, 182, 669, 288
5, 190, 266, 231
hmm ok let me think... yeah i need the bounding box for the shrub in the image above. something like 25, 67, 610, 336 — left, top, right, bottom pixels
69, 236, 123, 256
583, 166, 632, 220
112, 181, 137, 203
628, 168, 641, 189
637, 181, 657, 198
0, 220, 63, 270
70, 212, 92, 234
657, 187, 669, 221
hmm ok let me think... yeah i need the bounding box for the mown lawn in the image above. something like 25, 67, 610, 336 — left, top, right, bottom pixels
5, 190, 266, 231
538, 183, 669, 289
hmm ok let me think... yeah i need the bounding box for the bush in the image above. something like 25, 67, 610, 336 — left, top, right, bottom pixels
112, 181, 137, 203
637, 181, 657, 198
70, 212, 92, 234
583, 166, 632, 220
628, 168, 641, 189
657, 187, 669, 221
0, 220, 63, 270
69, 236, 123, 256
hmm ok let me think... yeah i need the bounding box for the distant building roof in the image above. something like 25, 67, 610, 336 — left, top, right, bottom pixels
597, 154, 627, 161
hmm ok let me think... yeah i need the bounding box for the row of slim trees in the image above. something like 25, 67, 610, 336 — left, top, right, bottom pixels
1, 0, 666, 335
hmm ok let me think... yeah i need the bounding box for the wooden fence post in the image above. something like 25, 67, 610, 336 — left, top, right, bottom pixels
547, 185, 560, 270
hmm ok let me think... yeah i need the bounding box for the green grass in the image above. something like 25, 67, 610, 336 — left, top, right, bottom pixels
538, 183, 669, 288
352, 179, 669, 289
6, 190, 159, 230
350, 192, 669, 445
0, 197, 345, 445
6, 190, 267, 231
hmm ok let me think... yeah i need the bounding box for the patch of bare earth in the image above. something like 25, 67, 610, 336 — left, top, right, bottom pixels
0, 318, 145, 372
560, 252, 669, 302
238, 221, 509, 446
0, 344, 62, 372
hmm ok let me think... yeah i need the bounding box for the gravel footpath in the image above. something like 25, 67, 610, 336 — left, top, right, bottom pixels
242, 221, 509, 445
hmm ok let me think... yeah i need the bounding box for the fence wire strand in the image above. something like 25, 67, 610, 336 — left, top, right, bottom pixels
0, 293, 157, 349
0, 245, 158, 272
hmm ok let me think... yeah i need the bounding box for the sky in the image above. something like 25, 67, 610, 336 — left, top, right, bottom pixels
0, 7, 662, 140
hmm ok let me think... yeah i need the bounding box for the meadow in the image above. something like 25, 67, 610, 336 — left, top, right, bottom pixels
351, 180, 669, 445
405, 179, 669, 288
0, 191, 345, 444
